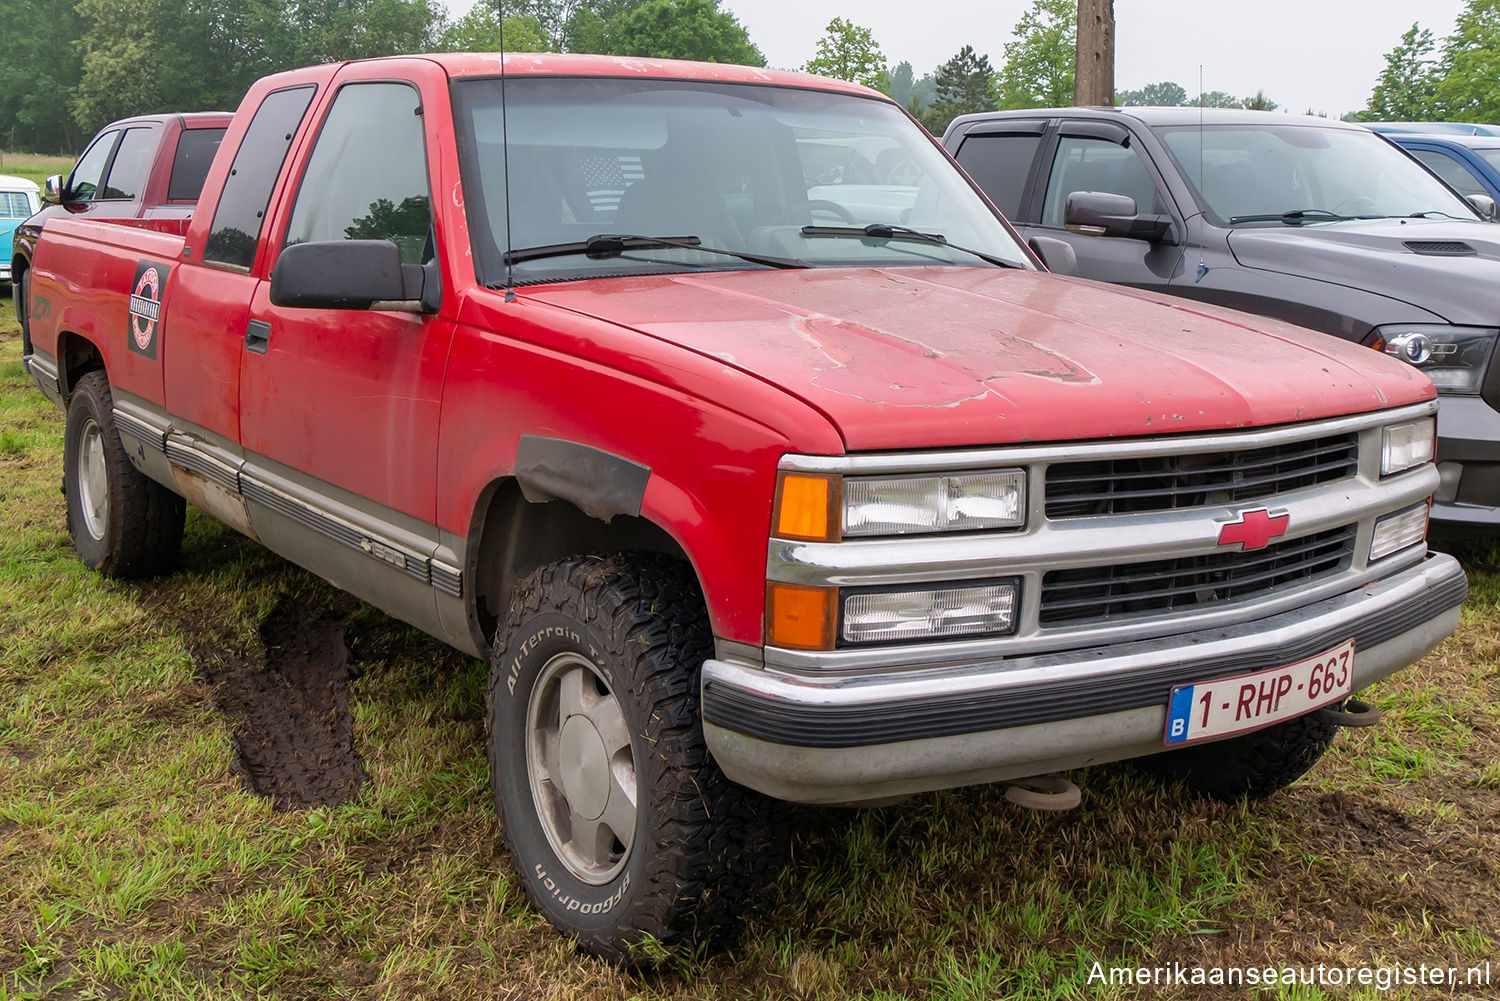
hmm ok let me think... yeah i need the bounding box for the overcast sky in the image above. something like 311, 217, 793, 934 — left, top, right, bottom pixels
447, 1, 1468, 118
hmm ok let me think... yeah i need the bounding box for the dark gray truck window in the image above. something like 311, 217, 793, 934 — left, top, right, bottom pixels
169, 128, 227, 202
204, 86, 317, 271
953, 134, 1041, 218
283, 82, 432, 265
1041, 136, 1162, 226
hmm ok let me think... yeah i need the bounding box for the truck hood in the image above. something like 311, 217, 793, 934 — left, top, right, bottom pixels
1226, 218, 1500, 325
525, 268, 1433, 451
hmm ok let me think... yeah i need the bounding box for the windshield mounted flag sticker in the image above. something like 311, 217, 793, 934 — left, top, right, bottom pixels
128, 260, 168, 359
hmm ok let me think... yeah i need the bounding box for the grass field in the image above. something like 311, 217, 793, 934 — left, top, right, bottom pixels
2, 306, 1498, 1000
0, 154, 72, 189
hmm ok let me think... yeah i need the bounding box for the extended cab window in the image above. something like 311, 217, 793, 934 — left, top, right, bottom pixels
68, 130, 119, 201
204, 85, 316, 271
1041, 136, 1163, 227
100, 127, 155, 200
952, 133, 1041, 219
283, 82, 432, 264
168, 128, 227, 202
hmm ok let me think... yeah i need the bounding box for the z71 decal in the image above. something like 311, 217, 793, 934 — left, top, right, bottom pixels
128, 260, 169, 359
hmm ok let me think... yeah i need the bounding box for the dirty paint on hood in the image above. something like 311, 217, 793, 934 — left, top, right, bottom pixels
524, 267, 1435, 451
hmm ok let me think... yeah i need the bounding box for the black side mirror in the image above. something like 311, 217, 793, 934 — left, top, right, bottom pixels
1028, 235, 1078, 276
1467, 193, 1498, 221
42, 174, 64, 205
270, 239, 439, 313
1064, 190, 1177, 244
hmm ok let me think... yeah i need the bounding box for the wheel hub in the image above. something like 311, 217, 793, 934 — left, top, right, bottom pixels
558, 715, 610, 820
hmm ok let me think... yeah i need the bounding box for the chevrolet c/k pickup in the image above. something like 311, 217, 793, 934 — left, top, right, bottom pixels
23, 53, 1466, 958
11, 111, 229, 348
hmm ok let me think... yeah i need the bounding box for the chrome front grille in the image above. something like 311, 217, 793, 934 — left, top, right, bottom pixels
1045, 432, 1358, 518
1039, 525, 1356, 626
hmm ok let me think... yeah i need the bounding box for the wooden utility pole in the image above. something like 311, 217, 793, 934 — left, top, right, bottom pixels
1074, 0, 1115, 106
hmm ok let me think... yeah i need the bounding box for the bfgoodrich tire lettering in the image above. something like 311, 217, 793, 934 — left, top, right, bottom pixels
1139, 709, 1340, 802
488, 553, 786, 961
63, 370, 185, 578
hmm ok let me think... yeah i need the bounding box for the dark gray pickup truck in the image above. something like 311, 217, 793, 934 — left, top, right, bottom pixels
943, 107, 1500, 533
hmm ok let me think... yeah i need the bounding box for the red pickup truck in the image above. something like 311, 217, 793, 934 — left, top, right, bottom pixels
11, 111, 230, 352
23, 54, 1466, 958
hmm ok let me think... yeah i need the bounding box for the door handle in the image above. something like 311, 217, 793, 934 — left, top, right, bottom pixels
245, 320, 270, 354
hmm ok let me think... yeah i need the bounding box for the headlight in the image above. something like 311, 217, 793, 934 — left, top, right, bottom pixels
843, 470, 1026, 536
1381, 418, 1435, 476
1375, 325, 1498, 395
842, 580, 1019, 644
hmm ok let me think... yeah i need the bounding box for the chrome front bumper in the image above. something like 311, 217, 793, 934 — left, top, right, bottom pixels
702, 552, 1466, 805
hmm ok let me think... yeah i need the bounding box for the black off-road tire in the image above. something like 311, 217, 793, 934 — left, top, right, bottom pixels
63, 371, 185, 578
1138, 710, 1340, 802
487, 553, 787, 962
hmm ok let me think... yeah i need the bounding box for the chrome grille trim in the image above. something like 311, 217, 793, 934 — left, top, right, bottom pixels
1045, 433, 1357, 518
1039, 524, 1355, 625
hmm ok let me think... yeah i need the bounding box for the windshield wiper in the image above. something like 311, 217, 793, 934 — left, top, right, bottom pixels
503, 233, 808, 269
1228, 209, 1351, 225
800, 223, 1023, 268
1408, 210, 1470, 220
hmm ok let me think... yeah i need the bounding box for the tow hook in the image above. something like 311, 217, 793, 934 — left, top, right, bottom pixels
1316, 698, 1381, 728
1004, 774, 1081, 811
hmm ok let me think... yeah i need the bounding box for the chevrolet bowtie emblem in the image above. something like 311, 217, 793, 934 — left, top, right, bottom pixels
1217, 508, 1290, 551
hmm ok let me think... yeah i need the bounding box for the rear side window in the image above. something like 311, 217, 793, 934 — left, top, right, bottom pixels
283, 82, 432, 265
169, 128, 227, 201
1, 191, 34, 218
204, 86, 317, 271
1408, 148, 1487, 199
953, 134, 1042, 218
101, 127, 155, 200
68, 130, 119, 201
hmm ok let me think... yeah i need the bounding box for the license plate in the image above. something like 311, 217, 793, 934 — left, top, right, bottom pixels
1164, 638, 1354, 745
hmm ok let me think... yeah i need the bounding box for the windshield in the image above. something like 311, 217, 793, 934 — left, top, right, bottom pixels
1478, 148, 1500, 174
452, 76, 1030, 283
1153, 124, 1477, 225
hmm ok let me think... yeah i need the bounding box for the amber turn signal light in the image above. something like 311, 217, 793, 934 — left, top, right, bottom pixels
766, 582, 838, 650
773, 472, 840, 542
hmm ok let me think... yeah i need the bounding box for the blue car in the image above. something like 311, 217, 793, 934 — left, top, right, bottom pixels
1, 174, 41, 287
1384, 133, 1500, 207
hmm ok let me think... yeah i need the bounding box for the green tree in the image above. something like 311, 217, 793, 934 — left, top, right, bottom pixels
802, 18, 886, 90
287, 0, 444, 64
1242, 89, 1278, 111
922, 45, 997, 134
599, 0, 763, 65
1185, 90, 1243, 108
441, 9, 553, 51
1434, 0, 1500, 122
995, 0, 1075, 109
1358, 23, 1441, 121
888, 61, 916, 106
1116, 81, 1187, 107
502, 0, 644, 52
0, 0, 86, 152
